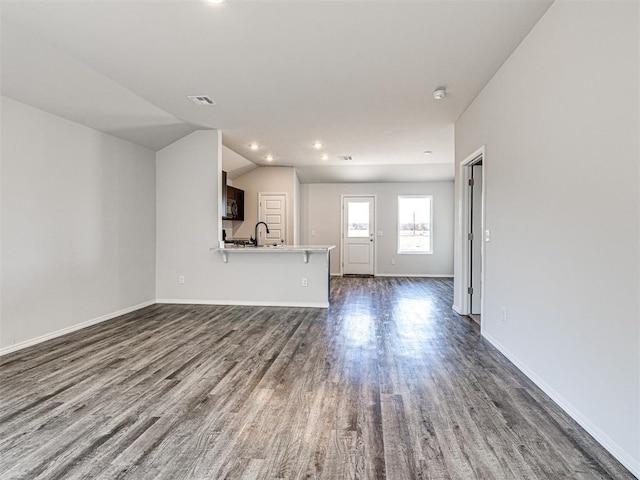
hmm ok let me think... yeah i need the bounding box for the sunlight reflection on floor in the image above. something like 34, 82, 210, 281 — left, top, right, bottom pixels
340, 304, 375, 348
391, 297, 436, 358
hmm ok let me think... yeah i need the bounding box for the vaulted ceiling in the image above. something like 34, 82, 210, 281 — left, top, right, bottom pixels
1, 0, 552, 182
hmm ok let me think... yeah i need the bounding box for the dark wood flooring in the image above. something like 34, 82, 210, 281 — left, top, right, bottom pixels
0, 277, 634, 479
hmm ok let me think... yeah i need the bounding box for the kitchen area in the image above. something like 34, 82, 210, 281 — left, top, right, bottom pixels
155, 131, 335, 308
210, 143, 335, 307
219, 145, 297, 246
155, 131, 453, 308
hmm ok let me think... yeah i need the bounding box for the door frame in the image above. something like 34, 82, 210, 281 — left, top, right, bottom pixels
258, 192, 288, 244
340, 194, 377, 276
459, 146, 486, 320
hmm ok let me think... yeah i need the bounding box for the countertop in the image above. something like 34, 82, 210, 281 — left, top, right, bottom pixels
216, 244, 335, 251
213, 244, 335, 263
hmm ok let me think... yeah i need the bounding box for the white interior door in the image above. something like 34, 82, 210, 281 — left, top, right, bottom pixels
259, 193, 287, 244
342, 196, 375, 275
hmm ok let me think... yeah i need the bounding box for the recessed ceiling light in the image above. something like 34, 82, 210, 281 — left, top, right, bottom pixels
321, 154, 329, 161
433, 88, 447, 100
423, 150, 433, 155
207, 0, 225, 4
265, 155, 274, 162
250, 144, 259, 150
313, 142, 323, 149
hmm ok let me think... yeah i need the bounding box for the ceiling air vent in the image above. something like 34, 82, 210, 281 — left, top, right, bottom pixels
187, 95, 216, 106
338, 155, 353, 161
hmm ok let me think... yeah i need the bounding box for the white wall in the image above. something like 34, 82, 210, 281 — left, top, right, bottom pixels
454, 1, 639, 475
300, 182, 454, 276
221, 145, 257, 179
156, 130, 222, 300
293, 170, 300, 245
233, 167, 297, 244
0, 96, 156, 351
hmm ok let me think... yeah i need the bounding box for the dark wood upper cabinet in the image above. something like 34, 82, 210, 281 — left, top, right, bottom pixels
227, 186, 244, 221
222, 171, 228, 217
221, 171, 245, 221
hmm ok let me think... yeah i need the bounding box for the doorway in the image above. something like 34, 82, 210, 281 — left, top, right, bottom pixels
460, 147, 485, 324
258, 193, 287, 244
469, 162, 483, 321
341, 195, 375, 275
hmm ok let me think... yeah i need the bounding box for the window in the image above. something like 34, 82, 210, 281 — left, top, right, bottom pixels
347, 201, 370, 238
398, 195, 432, 254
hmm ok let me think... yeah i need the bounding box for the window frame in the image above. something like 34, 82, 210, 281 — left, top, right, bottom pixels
397, 194, 433, 255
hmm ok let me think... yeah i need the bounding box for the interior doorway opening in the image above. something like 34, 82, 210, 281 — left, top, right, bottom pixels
460, 147, 485, 325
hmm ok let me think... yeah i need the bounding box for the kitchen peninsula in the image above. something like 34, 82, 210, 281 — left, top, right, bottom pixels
216, 244, 334, 263
211, 244, 336, 308
152, 138, 337, 309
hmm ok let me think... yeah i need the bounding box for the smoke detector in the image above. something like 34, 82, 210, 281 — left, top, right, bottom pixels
187, 95, 216, 106
433, 88, 447, 100
337, 155, 353, 161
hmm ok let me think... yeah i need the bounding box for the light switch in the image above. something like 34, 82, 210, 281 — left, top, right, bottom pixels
311, 230, 316, 236
485, 230, 491, 242
377, 231, 383, 236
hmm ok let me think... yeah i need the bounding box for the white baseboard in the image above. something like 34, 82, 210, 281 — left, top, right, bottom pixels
374, 273, 454, 278
452, 304, 463, 314
156, 299, 329, 309
483, 332, 640, 478
331, 273, 453, 278
0, 300, 156, 357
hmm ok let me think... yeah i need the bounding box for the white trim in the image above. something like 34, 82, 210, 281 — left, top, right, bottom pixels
452, 304, 463, 314
156, 299, 328, 309
217, 133, 223, 244
483, 332, 640, 478
0, 300, 156, 357
396, 252, 434, 255
330, 273, 343, 277
374, 273, 454, 278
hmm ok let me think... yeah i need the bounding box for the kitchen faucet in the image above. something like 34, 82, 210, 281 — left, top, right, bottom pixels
254, 222, 269, 246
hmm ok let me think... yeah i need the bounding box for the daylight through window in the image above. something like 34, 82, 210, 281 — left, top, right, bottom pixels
347, 202, 370, 238
397, 195, 432, 254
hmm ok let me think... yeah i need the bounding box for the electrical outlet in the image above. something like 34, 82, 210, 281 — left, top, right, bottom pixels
311, 230, 316, 236
501, 307, 507, 323
301, 277, 308, 287
391, 258, 396, 265
179, 275, 185, 284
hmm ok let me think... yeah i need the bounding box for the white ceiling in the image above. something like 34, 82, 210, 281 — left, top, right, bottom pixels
0, 0, 552, 183
222, 145, 258, 179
